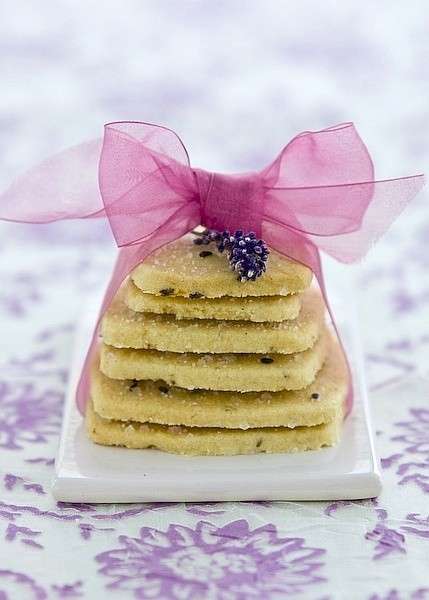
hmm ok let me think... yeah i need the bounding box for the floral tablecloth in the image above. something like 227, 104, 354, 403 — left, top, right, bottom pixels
0, 2, 428, 598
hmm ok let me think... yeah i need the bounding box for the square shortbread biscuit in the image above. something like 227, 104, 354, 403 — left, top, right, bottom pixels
124, 278, 302, 322
99, 330, 329, 392
131, 235, 312, 298
86, 401, 342, 456
91, 341, 347, 429
102, 289, 324, 354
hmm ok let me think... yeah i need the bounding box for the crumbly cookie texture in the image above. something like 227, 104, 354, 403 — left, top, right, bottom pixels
101, 289, 324, 355
91, 341, 347, 429
124, 278, 302, 322
86, 400, 342, 456
131, 235, 312, 298
99, 330, 328, 392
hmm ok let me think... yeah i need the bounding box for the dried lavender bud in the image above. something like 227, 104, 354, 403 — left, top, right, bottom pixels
199, 250, 213, 258
311, 392, 320, 400
160, 288, 175, 296
193, 228, 269, 281
192, 229, 212, 245
228, 231, 269, 282
260, 356, 274, 364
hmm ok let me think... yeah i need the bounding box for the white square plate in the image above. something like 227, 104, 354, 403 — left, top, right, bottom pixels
52, 261, 382, 502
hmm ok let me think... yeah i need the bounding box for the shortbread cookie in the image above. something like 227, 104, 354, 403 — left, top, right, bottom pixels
131, 235, 312, 298
92, 343, 347, 428
125, 278, 301, 322
102, 289, 324, 354
99, 331, 328, 392
86, 401, 342, 455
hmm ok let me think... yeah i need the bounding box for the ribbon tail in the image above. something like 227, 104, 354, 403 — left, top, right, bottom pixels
0, 139, 105, 223
307, 249, 353, 416
264, 222, 353, 415
76, 210, 200, 414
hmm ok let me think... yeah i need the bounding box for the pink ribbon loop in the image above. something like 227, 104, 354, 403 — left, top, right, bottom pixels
0, 121, 425, 414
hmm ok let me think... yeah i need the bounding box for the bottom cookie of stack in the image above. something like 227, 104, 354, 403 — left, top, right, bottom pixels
86, 401, 342, 455
86, 344, 347, 456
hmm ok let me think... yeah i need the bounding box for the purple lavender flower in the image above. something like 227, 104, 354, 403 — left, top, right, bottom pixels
96, 519, 326, 598
194, 229, 269, 281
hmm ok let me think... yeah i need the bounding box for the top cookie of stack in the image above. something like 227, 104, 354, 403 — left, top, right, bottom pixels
130, 235, 312, 303
87, 235, 347, 455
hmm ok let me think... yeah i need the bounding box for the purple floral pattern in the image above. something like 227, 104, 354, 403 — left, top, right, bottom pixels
51, 581, 84, 598
392, 409, 429, 455
0, 380, 63, 450
401, 514, 429, 539
369, 591, 429, 600
0, 570, 47, 599
0, 272, 42, 317
365, 522, 406, 560
382, 407, 429, 494
6, 523, 44, 549
96, 520, 326, 598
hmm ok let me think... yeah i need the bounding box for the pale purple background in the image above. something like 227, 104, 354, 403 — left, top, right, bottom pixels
0, 2, 428, 599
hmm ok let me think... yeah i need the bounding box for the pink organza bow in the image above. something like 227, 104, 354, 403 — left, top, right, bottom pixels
0, 121, 425, 414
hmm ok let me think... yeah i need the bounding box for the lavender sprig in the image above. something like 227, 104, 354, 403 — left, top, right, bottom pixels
193, 229, 269, 282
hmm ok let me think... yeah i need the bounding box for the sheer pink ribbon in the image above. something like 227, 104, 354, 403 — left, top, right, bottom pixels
0, 121, 424, 414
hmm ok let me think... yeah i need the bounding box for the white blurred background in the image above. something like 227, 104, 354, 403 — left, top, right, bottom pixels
0, 0, 428, 384
1, 1, 427, 178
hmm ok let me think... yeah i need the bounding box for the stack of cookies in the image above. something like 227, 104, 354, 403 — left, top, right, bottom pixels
86, 235, 347, 455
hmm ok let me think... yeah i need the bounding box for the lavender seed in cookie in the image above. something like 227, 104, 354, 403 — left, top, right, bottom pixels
160, 288, 175, 296
260, 357, 274, 364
